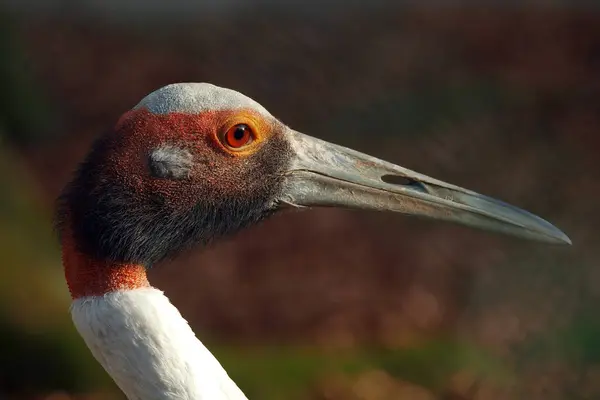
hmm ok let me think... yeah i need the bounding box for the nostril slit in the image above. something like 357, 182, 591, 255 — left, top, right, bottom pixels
381, 174, 416, 185
381, 174, 427, 192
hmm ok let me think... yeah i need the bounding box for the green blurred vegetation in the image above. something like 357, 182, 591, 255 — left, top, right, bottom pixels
0, 142, 114, 395
0, 13, 56, 147
213, 340, 512, 400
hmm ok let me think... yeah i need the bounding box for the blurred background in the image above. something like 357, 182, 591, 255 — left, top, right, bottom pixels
0, 1, 597, 399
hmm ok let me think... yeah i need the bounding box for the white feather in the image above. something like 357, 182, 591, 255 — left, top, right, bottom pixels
71, 287, 248, 400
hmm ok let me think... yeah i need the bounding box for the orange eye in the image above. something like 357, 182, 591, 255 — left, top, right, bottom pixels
224, 124, 254, 149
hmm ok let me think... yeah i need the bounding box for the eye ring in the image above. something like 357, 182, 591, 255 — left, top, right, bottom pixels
223, 123, 254, 150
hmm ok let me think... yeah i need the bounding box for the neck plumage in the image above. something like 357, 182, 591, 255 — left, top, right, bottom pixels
62, 234, 248, 400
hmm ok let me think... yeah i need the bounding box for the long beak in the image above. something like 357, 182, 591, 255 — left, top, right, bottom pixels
279, 130, 571, 245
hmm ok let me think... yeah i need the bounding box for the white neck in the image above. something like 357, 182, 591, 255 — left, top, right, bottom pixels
71, 287, 248, 400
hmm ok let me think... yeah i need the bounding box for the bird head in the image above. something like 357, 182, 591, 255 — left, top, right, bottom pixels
57, 83, 570, 288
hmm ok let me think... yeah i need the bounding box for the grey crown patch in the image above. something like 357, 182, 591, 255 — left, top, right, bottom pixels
148, 145, 193, 179
134, 82, 271, 117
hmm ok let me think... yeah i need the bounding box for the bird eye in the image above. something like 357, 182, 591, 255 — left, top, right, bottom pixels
224, 124, 254, 149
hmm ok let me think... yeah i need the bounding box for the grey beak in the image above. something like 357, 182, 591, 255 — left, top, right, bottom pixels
279, 129, 571, 245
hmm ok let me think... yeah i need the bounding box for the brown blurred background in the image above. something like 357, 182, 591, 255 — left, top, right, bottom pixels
0, 1, 597, 399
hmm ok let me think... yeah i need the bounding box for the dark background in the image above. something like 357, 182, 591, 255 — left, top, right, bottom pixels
0, 2, 597, 399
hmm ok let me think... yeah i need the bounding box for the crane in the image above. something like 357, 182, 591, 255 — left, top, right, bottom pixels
56, 83, 571, 400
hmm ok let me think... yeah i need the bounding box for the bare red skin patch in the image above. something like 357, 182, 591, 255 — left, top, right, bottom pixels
62, 228, 149, 299
110, 108, 272, 210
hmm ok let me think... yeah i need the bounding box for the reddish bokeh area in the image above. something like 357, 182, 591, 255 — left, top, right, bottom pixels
1, 4, 598, 400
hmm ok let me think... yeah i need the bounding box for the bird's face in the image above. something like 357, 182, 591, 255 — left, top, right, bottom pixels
58, 83, 569, 268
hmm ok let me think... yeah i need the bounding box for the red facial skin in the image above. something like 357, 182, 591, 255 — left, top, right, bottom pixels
108, 108, 273, 209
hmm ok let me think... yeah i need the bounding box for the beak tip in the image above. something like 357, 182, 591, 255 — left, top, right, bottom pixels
558, 232, 573, 246
541, 227, 572, 245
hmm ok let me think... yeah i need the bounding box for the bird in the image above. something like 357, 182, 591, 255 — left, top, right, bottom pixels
56, 82, 571, 400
